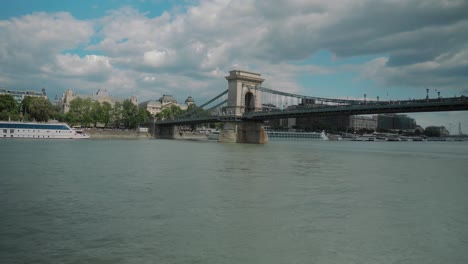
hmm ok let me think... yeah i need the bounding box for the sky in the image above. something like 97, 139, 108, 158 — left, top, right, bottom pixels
1, 0, 467, 132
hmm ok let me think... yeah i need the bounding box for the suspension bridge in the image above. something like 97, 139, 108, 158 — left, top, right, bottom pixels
151, 70, 468, 144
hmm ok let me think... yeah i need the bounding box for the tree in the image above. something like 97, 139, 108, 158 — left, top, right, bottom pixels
136, 108, 152, 125
101, 102, 112, 127
90, 101, 103, 127
67, 98, 93, 126
120, 99, 138, 128
111, 102, 123, 128
20, 96, 34, 117
0, 94, 19, 120
0, 94, 18, 113
28, 97, 53, 122
156, 105, 184, 120
51, 104, 65, 121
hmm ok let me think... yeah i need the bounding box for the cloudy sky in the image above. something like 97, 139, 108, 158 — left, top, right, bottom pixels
1, 0, 467, 132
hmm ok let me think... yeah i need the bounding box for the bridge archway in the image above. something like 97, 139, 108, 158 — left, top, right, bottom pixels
245, 92, 255, 112
224, 70, 265, 116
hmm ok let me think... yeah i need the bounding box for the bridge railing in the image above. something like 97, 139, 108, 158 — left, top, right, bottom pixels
244, 95, 468, 119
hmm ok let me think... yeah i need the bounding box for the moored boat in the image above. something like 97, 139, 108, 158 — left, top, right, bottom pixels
266, 130, 329, 140
0, 121, 90, 139
207, 130, 220, 140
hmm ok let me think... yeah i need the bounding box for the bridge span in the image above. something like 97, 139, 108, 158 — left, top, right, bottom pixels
152, 70, 468, 144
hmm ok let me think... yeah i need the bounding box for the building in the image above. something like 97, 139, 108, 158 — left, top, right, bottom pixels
138, 95, 195, 116
425, 126, 449, 136
350, 115, 378, 131
0, 88, 48, 104
377, 114, 416, 130
59, 89, 137, 113
292, 115, 351, 131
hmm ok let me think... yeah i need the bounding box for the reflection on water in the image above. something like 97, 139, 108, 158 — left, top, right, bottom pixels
1, 139, 467, 263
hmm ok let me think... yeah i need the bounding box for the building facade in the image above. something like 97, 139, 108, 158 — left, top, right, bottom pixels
377, 114, 416, 130
0, 88, 48, 104
425, 126, 449, 136
294, 115, 351, 131
138, 95, 195, 116
350, 115, 378, 131
59, 89, 137, 113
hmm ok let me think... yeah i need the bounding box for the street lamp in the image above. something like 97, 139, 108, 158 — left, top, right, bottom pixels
426, 88, 429, 99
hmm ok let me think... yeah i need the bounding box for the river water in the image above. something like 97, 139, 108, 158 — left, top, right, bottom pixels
1, 139, 467, 263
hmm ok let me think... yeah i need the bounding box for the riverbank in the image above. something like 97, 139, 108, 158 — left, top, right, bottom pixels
83, 129, 212, 140
84, 129, 149, 139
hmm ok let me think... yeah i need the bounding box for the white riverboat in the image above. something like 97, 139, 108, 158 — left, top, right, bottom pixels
207, 130, 220, 140
267, 130, 329, 141
0, 121, 90, 139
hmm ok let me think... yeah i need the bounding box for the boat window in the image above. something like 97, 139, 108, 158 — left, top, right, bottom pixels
0, 123, 69, 130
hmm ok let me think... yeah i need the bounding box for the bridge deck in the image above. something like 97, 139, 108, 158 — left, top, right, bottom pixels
154, 97, 468, 126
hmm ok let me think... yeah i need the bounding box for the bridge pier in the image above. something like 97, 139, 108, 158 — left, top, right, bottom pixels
153, 125, 177, 139
219, 121, 268, 144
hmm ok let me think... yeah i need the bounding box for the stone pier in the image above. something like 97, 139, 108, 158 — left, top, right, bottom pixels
153, 125, 177, 139
219, 121, 268, 144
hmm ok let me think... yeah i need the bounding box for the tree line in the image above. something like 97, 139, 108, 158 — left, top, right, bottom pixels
1, 94, 209, 129
0, 94, 152, 129
0, 94, 61, 122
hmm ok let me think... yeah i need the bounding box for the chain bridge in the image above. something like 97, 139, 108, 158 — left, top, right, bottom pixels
152, 70, 468, 144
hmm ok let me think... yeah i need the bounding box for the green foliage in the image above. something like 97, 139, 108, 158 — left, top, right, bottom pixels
156, 105, 184, 120
137, 108, 152, 124
20, 96, 34, 116
101, 102, 112, 127
121, 99, 138, 128
28, 97, 54, 122
111, 102, 122, 128
0, 94, 18, 112
185, 105, 210, 118
67, 98, 94, 126
91, 101, 103, 127
0, 94, 19, 120
4, 94, 149, 129
154, 104, 209, 121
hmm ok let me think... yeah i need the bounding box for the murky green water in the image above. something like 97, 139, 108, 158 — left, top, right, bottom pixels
1, 139, 468, 263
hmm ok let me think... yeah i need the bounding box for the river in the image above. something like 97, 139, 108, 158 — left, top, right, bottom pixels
1, 139, 467, 263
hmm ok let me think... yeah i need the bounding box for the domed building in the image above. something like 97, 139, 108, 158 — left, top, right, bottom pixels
185, 96, 195, 104
159, 95, 178, 104
138, 95, 195, 116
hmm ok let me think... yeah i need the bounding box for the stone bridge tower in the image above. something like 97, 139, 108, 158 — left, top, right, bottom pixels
224, 70, 265, 116
219, 70, 268, 144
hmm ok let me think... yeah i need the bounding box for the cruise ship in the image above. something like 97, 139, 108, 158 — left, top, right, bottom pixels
266, 130, 329, 141
0, 121, 90, 139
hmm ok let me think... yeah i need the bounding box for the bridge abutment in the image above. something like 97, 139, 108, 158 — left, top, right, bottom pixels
219, 121, 268, 144
154, 125, 177, 139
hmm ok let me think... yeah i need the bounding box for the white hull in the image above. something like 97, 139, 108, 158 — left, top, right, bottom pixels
1, 121, 90, 139
207, 131, 220, 140
267, 131, 328, 140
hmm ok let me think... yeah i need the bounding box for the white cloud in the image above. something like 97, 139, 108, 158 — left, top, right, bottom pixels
143, 50, 170, 67
1, 0, 467, 117
0, 12, 93, 73
42, 54, 113, 79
